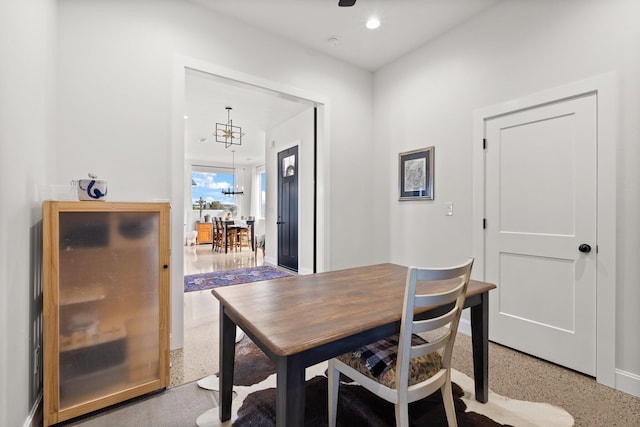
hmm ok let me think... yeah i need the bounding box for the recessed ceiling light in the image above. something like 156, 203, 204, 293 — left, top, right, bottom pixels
184, 115, 189, 119
198, 137, 208, 143
366, 17, 380, 30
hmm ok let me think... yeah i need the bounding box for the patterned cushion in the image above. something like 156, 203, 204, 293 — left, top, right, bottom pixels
337, 334, 442, 389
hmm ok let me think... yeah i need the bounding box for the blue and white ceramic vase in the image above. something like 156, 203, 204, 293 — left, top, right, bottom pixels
77, 174, 108, 201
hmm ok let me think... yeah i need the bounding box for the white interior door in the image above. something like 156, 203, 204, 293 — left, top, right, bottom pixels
485, 93, 597, 375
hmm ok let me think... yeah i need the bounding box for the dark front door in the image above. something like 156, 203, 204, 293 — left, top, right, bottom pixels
277, 146, 298, 272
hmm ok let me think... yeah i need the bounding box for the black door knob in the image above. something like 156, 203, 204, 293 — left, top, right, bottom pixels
578, 244, 591, 253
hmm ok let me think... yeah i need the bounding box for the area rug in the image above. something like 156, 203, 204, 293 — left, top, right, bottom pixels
195, 338, 574, 427
184, 265, 293, 293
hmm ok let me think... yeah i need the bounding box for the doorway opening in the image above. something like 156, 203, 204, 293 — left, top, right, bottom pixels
169, 58, 330, 386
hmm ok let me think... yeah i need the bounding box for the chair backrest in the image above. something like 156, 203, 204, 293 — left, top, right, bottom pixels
395, 258, 474, 391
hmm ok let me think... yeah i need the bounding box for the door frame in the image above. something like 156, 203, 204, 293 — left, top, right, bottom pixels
472, 73, 617, 387
169, 55, 331, 350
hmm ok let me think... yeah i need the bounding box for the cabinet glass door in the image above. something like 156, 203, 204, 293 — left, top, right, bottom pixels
57, 210, 161, 409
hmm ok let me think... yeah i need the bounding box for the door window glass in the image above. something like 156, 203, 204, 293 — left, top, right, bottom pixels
282, 155, 296, 177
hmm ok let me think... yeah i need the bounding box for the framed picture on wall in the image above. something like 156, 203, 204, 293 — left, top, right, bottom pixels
398, 146, 434, 201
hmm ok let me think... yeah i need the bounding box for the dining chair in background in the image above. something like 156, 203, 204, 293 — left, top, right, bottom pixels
212, 217, 223, 252
328, 258, 474, 427
237, 225, 251, 251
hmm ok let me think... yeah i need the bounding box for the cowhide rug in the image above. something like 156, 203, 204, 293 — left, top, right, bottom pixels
196, 337, 574, 427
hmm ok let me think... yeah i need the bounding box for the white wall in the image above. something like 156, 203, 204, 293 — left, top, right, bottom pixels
57, 0, 374, 349
374, 0, 640, 395
265, 108, 316, 274
0, 0, 57, 425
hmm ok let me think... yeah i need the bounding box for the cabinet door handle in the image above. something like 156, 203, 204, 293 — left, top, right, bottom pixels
163, 264, 169, 269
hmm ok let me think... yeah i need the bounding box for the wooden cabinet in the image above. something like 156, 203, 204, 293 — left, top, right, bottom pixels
196, 221, 213, 244
42, 201, 170, 426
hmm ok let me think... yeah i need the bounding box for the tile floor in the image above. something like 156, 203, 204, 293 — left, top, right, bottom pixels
169, 243, 264, 387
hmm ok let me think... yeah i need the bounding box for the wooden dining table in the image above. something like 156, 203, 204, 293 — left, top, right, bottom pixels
212, 263, 496, 427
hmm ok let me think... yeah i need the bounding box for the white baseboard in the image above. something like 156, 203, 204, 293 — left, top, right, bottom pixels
615, 369, 640, 398
298, 267, 313, 275
23, 394, 42, 427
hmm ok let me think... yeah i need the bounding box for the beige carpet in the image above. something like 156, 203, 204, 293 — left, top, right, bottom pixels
451, 333, 640, 427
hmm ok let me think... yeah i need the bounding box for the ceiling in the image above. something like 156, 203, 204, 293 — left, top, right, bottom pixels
192, 0, 500, 71
185, 0, 501, 166
185, 69, 312, 166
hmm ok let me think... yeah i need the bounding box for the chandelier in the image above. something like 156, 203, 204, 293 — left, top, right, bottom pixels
214, 106, 245, 148
221, 150, 244, 196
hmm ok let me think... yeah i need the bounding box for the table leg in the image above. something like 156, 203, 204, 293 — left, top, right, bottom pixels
224, 224, 229, 253
275, 355, 305, 427
250, 225, 255, 251
219, 306, 236, 421
470, 291, 489, 403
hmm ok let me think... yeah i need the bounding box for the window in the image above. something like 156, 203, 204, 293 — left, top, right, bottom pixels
259, 170, 266, 219
191, 167, 237, 214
